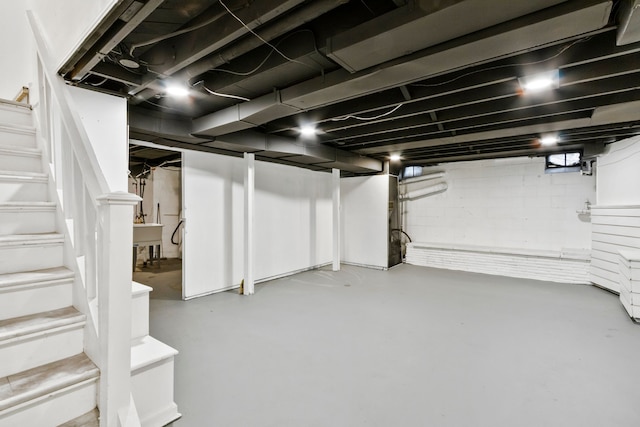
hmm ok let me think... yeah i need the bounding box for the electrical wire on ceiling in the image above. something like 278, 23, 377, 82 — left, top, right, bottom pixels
360, 0, 375, 16
218, 0, 322, 75
330, 103, 404, 121
128, 5, 242, 56
143, 98, 189, 113
411, 36, 590, 88
212, 29, 321, 77
192, 80, 251, 102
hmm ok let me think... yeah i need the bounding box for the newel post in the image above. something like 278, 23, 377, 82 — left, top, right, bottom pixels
96, 192, 141, 427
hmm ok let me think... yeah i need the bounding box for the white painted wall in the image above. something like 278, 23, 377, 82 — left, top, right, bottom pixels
182, 151, 332, 299
68, 86, 128, 191
182, 151, 244, 298
404, 157, 595, 251
28, 0, 119, 70
341, 175, 389, 269
596, 137, 640, 205
0, 1, 34, 99
254, 162, 332, 280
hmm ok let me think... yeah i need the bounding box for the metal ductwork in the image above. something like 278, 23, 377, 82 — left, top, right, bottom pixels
326, 0, 568, 73
193, 0, 612, 137
617, 0, 640, 45
202, 130, 383, 173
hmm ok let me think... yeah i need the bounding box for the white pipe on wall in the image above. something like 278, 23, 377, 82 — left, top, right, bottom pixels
399, 172, 445, 185
401, 182, 448, 200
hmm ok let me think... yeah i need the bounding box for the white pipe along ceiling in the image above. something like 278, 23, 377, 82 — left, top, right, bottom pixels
59, 0, 640, 174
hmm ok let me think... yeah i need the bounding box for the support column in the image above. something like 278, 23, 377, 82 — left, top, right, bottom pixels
96, 192, 140, 427
244, 153, 255, 295
332, 168, 341, 271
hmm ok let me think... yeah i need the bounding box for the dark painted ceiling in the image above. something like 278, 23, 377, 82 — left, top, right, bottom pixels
60, 0, 640, 174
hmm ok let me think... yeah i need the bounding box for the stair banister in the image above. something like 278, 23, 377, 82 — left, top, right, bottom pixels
27, 11, 140, 427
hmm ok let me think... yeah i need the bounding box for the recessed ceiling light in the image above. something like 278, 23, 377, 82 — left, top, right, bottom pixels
518, 70, 559, 93
165, 84, 189, 97
300, 125, 317, 137
540, 135, 559, 146
119, 57, 140, 69
389, 154, 402, 161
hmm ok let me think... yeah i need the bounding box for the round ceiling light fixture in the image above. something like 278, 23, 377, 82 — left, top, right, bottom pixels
118, 57, 140, 69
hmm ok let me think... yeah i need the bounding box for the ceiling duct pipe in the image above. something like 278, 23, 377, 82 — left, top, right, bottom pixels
326, 0, 568, 73
193, 0, 612, 137
130, 0, 350, 104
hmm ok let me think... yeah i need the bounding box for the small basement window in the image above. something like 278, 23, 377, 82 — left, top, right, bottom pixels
401, 166, 423, 180
545, 152, 581, 174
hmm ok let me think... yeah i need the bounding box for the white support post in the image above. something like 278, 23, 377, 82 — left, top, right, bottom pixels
244, 153, 255, 295
332, 168, 341, 271
96, 192, 141, 427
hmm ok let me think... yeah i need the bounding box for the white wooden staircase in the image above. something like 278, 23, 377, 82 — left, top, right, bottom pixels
0, 100, 179, 426
0, 101, 99, 426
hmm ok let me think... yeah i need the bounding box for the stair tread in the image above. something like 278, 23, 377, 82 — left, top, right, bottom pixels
0, 307, 84, 342
0, 233, 64, 246
0, 201, 55, 207
0, 201, 56, 212
59, 408, 99, 427
131, 335, 178, 372
0, 145, 40, 154
0, 99, 31, 111
0, 266, 73, 288
0, 353, 98, 412
0, 122, 35, 134
0, 170, 46, 178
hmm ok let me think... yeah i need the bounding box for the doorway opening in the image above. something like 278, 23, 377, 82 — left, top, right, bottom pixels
129, 142, 183, 300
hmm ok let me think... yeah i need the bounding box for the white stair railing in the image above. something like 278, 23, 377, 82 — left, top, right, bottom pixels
27, 12, 140, 427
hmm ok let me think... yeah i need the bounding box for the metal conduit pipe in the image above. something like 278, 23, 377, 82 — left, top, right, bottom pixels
400, 182, 448, 200
399, 172, 445, 185
131, 0, 350, 104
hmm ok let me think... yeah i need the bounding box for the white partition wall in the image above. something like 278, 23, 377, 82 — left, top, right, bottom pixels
340, 175, 389, 269
182, 151, 244, 299
254, 161, 332, 280
182, 151, 332, 299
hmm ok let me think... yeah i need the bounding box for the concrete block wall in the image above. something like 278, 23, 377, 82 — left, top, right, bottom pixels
404, 156, 595, 282
404, 156, 595, 251
406, 243, 590, 284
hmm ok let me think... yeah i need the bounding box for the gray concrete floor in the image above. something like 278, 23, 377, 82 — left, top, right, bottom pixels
137, 261, 640, 427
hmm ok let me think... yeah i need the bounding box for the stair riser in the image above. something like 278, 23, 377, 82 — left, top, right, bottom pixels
132, 357, 179, 427
0, 181, 48, 203
0, 210, 56, 235
0, 281, 73, 322
0, 153, 41, 173
0, 326, 83, 378
0, 128, 36, 149
132, 292, 150, 341
0, 106, 32, 127
0, 378, 97, 427
0, 244, 63, 275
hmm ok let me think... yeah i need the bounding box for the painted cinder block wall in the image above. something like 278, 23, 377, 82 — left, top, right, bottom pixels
404, 156, 596, 252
